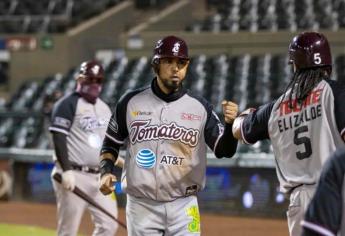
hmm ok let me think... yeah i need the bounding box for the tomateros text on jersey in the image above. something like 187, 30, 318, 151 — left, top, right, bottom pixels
129, 120, 200, 147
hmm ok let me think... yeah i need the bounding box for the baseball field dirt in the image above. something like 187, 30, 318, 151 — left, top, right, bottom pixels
0, 201, 288, 235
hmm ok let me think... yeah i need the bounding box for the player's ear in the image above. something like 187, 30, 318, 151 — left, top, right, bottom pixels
152, 62, 160, 75
151, 55, 157, 74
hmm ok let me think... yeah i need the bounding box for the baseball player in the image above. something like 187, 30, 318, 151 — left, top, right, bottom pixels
301, 148, 345, 236
49, 61, 121, 236
231, 31, 345, 236
98, 35, 239, 236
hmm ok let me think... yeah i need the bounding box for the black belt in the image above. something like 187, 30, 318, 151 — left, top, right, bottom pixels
71, 164, 100, 174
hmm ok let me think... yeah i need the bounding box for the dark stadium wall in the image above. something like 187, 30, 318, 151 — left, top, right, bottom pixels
67, 1, 134, 67
8, 1, 135, 94
142, 0, 194, 31
120, 30, 345, 59
7, 0, 345, 94
9, 35, 69, 93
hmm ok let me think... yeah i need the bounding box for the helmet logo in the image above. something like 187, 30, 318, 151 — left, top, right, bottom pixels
156, 40, 163, 49
80, 63, 87, 73
172, 42, 180, 55
314, 53, 321, 64
91, 65, 100, 75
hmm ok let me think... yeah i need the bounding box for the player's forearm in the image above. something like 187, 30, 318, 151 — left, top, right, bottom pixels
52, 131, 71, 171
214, 123, 238, 158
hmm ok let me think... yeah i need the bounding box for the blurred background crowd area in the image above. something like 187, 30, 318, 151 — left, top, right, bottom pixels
1, 0, 345, 218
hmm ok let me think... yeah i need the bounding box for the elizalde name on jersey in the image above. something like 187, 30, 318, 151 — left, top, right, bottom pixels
277, 88, 323, 133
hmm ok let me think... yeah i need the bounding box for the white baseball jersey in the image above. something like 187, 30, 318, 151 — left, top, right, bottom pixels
241, 79, 345, 194
49, 92, 112, 167
104, 78, 235, 202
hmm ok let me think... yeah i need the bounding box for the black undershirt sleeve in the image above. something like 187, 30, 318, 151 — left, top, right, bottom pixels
52, 131, 71, 171
214, 123, 237, 158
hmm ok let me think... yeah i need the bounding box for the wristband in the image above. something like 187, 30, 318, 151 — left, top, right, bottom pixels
100, 159, 114, 177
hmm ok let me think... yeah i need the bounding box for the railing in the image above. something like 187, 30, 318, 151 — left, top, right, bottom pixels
0, 147, 275, 167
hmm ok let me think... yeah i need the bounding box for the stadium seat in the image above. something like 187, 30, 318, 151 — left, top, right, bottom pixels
187, 0, 345, 32
0, 0, 124, 33
0, 118, 15, 147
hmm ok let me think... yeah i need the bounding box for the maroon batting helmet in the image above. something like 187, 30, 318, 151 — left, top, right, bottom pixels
77, 60, 104, 83
288, 31, 332, 70
152, 35, 189, 65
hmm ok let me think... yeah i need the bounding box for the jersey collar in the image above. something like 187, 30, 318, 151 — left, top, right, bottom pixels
151, 77, 186, 102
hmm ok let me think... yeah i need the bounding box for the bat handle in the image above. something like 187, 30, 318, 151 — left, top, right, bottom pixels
53, 172, 62, 183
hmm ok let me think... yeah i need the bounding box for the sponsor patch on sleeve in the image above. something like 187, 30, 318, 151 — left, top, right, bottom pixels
53, 117, 71, 129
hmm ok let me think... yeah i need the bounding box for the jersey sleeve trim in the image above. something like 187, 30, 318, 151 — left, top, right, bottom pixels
240, 101, 275, 143
50, 93, 78, 133
101, 146, 119, 155
105, 133, 125, 145
301, 221, 335, 236
49, 127, 69, 136
341, 128, 345, 138
212, 132, 223, 153
241, 119, 253, 145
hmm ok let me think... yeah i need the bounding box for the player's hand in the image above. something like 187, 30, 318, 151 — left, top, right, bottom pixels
222, 100, 239, 124
99, 173, 117, 195
61, 170, 76, 191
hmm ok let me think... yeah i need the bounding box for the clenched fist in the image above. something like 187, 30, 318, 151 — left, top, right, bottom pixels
222, 100, 239, 124
99, 173, 117, 195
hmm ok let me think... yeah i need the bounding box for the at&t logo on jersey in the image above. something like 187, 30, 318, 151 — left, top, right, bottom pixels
136, 149, 156, 169
160, 155, 184, 166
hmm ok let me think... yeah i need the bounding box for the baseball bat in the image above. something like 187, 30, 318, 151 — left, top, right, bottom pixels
53, 172, 127, 230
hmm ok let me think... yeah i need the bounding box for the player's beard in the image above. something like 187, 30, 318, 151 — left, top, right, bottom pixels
161, 79, 181, 92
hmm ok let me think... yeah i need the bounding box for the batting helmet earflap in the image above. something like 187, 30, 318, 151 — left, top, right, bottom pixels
77, 60, 104, 82
288, 31, 332, 70
151, 35, 189, 65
